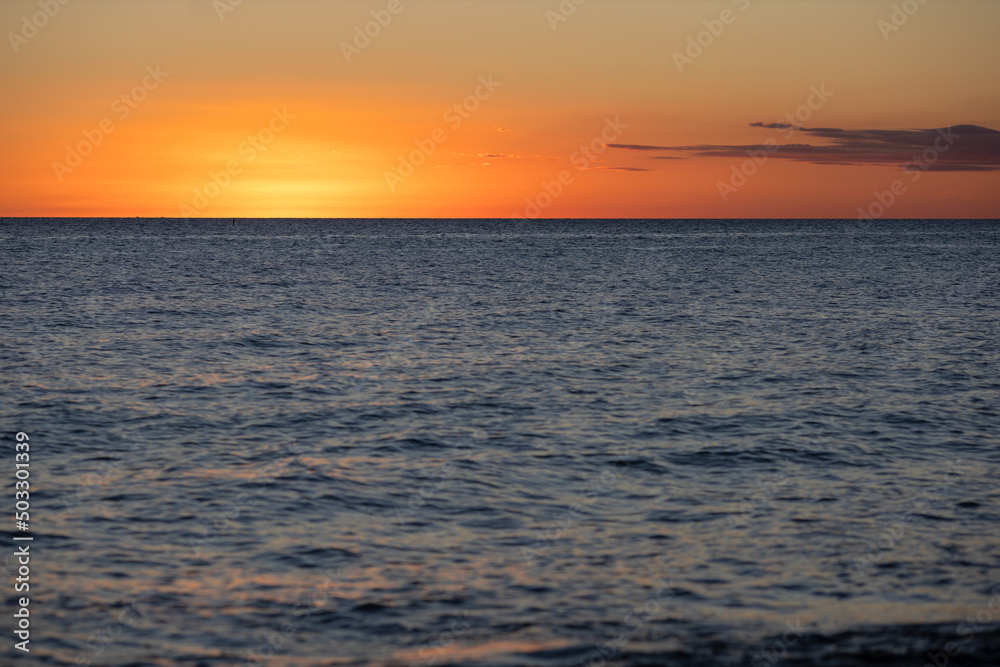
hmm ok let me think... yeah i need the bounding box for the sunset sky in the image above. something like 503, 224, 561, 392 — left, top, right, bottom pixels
2, 0, 998, 219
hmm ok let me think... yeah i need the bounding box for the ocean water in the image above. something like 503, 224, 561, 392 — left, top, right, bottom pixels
1, 218, 999, 666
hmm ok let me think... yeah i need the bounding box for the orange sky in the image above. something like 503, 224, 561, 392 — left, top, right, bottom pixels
1, 0, 998, 219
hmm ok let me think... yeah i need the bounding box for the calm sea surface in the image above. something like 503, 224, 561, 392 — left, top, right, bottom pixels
1, 219, 999, 666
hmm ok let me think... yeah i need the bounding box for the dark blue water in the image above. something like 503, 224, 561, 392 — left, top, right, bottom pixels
2, 219, 999, 666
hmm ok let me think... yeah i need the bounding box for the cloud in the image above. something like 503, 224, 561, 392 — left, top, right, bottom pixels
591, 166, 652, 172
607, 143, 673, 151
610, 124, 1000, 172
749, 122, 797, 130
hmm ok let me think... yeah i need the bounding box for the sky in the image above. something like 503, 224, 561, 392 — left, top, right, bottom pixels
1, 0, 998, 219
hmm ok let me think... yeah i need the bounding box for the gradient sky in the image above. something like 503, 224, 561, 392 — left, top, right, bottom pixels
1, 0, 998, 218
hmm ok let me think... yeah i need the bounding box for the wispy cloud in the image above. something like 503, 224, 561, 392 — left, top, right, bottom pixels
590, 166, 653, 172
610, 124, 1000, 172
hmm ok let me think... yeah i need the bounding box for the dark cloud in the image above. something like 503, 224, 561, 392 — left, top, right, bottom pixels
749, 122, 797, 130
607, 143, 674, 151
610, 124, 1000, 172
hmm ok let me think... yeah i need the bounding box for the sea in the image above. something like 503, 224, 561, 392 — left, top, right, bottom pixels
1, 218, 998, 666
